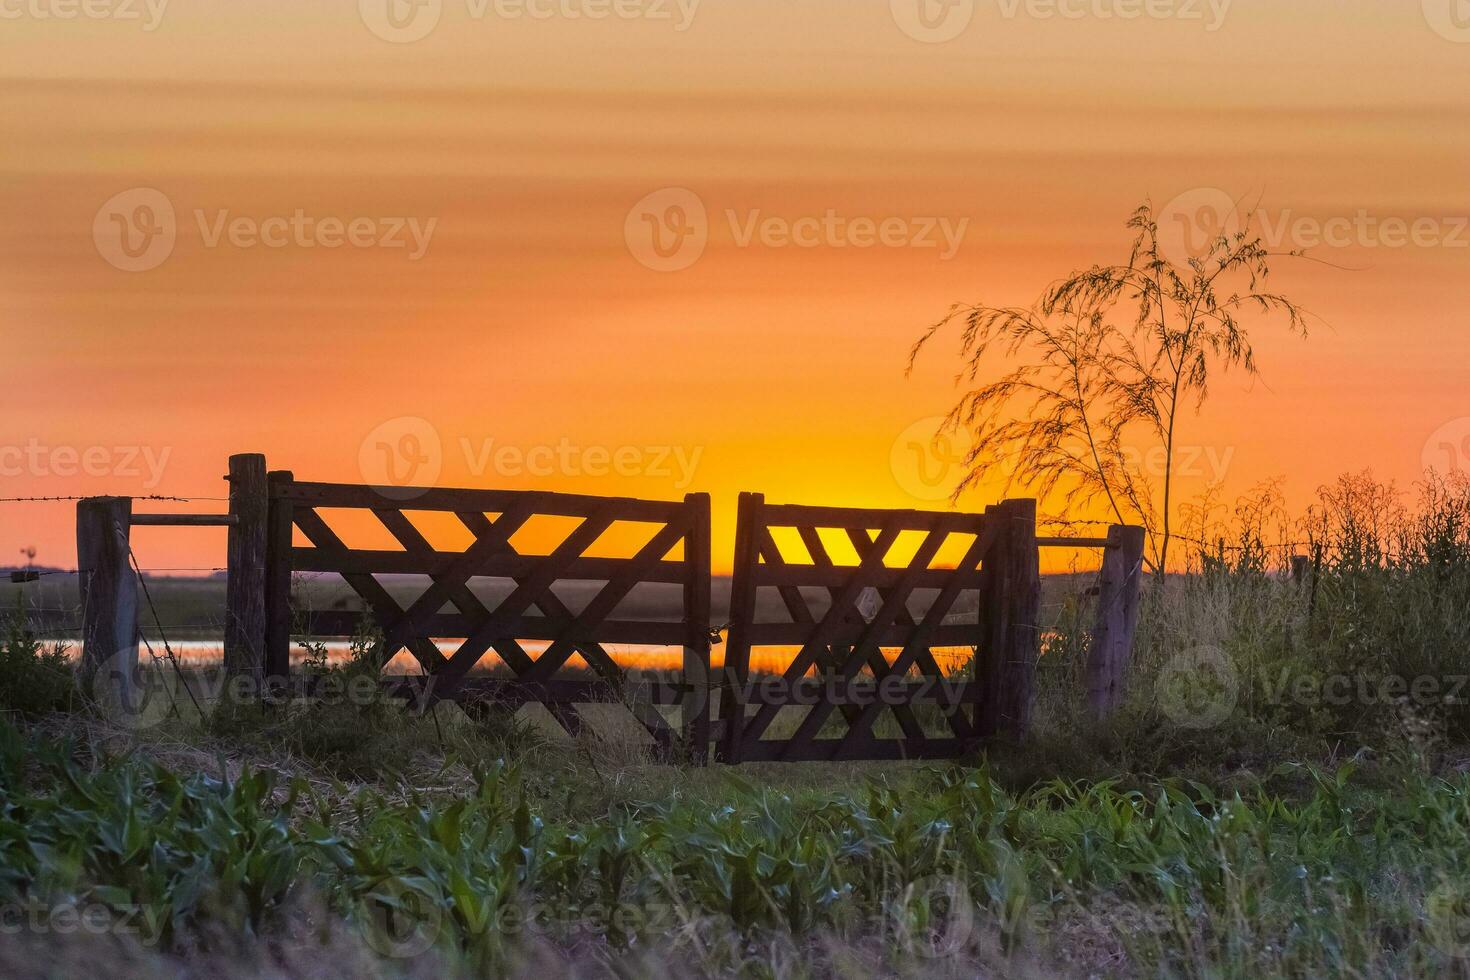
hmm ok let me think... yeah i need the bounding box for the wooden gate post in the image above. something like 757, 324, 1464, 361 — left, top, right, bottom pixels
718, 492, 763, 763
980, 498, 1041, 740
682, 492, 713, 764
77, 496, 138, 703
263, 470, 295, 683
1087, 524, 1147, 720
225, 453, 269, 684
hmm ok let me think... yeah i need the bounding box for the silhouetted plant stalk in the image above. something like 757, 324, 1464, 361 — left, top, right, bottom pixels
910, 199, 1311, 575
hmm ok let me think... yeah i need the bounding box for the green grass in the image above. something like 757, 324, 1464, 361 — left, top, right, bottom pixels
2, 713, 1470, 978
6, 471, 1470, 976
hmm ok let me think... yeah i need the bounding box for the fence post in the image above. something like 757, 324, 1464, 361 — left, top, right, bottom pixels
1087, 524, 1147, 720
264, 470, 295, 683
225, 453, 268, 684
682, 492, 712, 764
1290, 554, 1310, 586
718, 492, 763, 763
77, 496, 138, 705
980, 498, 1041, 740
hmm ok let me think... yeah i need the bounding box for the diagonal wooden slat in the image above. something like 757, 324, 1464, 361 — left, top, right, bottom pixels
456, 511, 626, 684
724, 502, 1006, 761
429, 506, 620, 694
372, 508, 539, 680
521, 515, 690, 682
268, 480, 713, 762
780, 527, 945, 756
291, 506, 449, 673
513, 517, 692, 751
839, 525, 996, 744
457, 510, 674, 747
786, 525, 902, 730
843, 524, 962, 684
741, 516, 906, 742
374, 504, 535, 656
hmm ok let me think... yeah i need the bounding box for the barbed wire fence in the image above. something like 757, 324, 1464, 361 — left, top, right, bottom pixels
1, 492, 231, 647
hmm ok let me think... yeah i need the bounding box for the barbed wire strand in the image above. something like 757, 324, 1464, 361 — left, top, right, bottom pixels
0, 494, 228, 504
119, 521, 202, 718
9, 568, 227, 579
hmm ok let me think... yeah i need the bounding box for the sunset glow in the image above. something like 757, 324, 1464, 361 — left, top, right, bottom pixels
4, 1, 1468, 572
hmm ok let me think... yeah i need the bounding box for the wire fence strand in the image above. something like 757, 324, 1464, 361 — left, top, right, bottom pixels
0, 494, 228, 504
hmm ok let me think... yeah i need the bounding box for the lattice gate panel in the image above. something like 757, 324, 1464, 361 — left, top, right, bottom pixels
718, 494, 997, 763
264, 477, 712, 762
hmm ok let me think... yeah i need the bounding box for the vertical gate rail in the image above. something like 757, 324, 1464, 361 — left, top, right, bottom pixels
263, 478, 712, 761
717, 494, 1041, 763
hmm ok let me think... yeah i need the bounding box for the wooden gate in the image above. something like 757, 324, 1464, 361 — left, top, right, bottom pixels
717, 494, 1040, 763
263, 474, 712, 761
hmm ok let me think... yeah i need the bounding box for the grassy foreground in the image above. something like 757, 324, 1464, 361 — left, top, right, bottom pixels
6, 713, 1470, 979
4, 471, 1470, 977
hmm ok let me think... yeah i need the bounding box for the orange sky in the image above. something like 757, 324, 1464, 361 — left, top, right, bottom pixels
2, 1, 1468, 572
